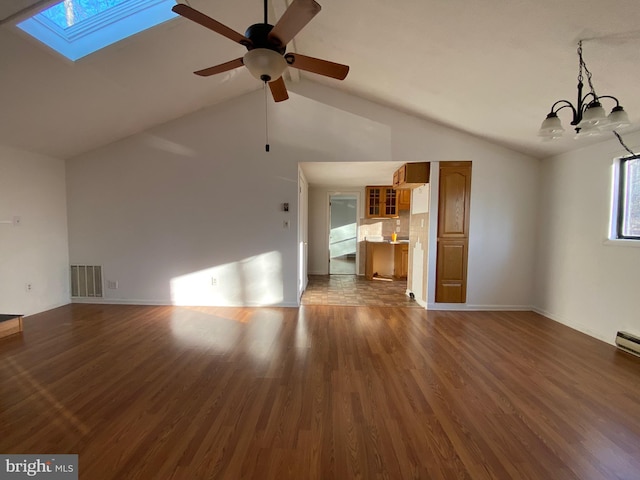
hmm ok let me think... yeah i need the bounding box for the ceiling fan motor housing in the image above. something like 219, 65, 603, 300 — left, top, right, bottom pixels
172, 1, 348, 101
244, 23, 286, 54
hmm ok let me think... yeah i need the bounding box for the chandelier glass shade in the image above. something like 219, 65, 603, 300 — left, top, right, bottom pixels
538, 41, 631, 140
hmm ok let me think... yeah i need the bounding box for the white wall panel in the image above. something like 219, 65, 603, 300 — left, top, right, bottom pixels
0, 146, 69, 315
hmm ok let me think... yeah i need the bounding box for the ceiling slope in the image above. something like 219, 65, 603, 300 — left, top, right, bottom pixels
1, 0, 639, 159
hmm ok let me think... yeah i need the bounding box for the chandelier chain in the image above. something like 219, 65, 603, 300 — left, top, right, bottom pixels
577, 41, 583, 84
578, 40, 598, 99
613, 131, 639, 159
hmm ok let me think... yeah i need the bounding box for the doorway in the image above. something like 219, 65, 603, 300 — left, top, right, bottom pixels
329, 194, 358, 275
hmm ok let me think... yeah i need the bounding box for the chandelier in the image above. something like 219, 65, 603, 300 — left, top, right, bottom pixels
538, 41, 631, 140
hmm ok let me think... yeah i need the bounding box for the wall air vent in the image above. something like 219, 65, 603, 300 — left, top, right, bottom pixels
615, 331, 640, 358
70, 265, 103, 298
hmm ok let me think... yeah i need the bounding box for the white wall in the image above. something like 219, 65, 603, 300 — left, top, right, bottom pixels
66, 93, 300, 306
66, 80, 539, 308
0, 145, 69, 315
294, 83, 540, 310
535, 131, 640, 344
428, 155, 541, 309
409, 183, 430, 306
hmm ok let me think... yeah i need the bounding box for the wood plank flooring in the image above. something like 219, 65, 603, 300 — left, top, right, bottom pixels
1, 304, 639, 479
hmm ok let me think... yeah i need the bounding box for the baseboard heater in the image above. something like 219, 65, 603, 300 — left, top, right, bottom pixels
615, 331, 640, 357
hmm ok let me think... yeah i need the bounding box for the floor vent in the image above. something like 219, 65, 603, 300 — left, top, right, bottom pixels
615, 331, 640, 357
70, 265, 103, 298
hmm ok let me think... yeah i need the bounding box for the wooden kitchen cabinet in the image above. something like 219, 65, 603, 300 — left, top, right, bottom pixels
392, 162, 430, 189
394, 243, 409, 279
365, 186, 398, 218
397, 189, 411, 211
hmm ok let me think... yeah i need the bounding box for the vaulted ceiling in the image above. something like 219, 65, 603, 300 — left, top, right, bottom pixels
1, 0, 639, 161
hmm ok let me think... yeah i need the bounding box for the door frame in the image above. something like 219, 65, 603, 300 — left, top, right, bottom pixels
327, 191, 361, 275
297, 167, 309, 303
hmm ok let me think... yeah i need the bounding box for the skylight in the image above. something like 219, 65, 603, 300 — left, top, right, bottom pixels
17, 0, 177, 61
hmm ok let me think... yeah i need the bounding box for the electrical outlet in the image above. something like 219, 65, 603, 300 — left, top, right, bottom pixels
107, 280, 118, 289
25, 283, 33, 292
211, 277, 218, 287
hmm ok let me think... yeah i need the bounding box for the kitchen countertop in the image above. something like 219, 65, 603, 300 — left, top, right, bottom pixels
365, 238, 409, 244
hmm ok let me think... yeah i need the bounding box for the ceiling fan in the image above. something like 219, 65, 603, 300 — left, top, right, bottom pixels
172, 0, 350, 102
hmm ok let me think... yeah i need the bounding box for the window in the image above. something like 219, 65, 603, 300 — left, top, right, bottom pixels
616, 156, 640, 239
17, 0, 177, 61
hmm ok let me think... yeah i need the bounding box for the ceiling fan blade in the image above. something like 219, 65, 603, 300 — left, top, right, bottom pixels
172, 4, 251, 47
268, 0, 321, 47
269, 77, 289, 102
285, 53, 349, 80
194, 58, 244, 77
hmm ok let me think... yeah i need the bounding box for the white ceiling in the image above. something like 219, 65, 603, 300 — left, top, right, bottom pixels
300, 161, 405, 187
2, 0, 640, 185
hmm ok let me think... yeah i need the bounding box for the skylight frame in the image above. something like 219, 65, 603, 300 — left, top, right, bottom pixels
17, 0, 178, 61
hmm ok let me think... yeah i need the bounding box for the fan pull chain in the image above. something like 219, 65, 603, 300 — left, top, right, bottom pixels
264, 82, 270, 152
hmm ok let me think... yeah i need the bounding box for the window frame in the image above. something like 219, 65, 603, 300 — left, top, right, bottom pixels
16, 0, 177, 61
615, 155, 640, 241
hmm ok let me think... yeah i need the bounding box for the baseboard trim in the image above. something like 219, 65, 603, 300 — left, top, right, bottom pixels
72, 298, 169, 306
404, 289, 427, 308
427, 303, 534, 311
414, 298, 428, 308
532, 307, 614, 346
72, 298, 299, 308
25, 300, 72, 317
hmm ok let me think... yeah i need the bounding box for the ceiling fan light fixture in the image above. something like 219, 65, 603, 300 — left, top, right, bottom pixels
243, 48, 287, 82
172, 1, 349, 104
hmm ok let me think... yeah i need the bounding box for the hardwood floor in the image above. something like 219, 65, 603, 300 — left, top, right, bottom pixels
1, 304, 639, 479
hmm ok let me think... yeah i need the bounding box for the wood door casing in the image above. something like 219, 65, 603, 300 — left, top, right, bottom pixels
436, 162, 472, 303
